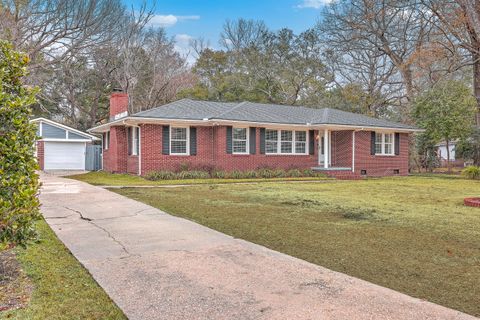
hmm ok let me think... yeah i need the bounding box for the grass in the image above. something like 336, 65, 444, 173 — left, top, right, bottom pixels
111, 175, 480, 316
68, 171, 330, 186
0, 220, 126, 320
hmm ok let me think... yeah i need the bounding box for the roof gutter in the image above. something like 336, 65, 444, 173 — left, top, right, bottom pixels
88, 116, 423, 133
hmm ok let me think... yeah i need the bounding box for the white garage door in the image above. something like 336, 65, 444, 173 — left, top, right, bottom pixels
44, 142, 86, 170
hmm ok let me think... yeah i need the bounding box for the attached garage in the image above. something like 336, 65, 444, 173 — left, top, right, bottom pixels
31, 118, 99, 171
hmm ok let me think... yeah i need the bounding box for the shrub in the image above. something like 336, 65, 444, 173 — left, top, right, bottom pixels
176, 170, 210, 180
0, 41, 40, 248
242, 170, 258, 178
145, 171, 176, 181
462, 166, 480, 180
286, 169, 303, 177
211, 170, 227, 179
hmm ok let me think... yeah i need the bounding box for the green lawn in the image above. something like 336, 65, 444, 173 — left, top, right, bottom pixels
108, 175, 480, 316
0, 220, 126, 320
68, 171, 330, 186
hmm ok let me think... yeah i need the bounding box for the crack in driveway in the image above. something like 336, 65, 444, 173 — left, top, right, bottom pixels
63, 206, 136, 258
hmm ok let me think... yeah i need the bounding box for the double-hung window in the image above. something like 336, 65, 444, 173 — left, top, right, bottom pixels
170, 127, 189, 155
375, 132, 394, 155
265, 129, 308, 154
280, 130, 293, 153
295, 131, 307, 153
233, 128, 248, 154
265, 129, 278, 154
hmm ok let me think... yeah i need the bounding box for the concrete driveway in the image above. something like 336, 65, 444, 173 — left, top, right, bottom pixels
40, 173, 476, 320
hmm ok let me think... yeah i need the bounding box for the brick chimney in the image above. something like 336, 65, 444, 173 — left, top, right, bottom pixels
109, 89, 129, 120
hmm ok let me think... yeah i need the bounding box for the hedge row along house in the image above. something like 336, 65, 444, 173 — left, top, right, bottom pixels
88, 91, 420, 178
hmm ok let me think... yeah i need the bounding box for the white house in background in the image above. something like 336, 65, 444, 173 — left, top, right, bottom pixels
435, 140, 465, 167
31, 118, 99, 170
436, 141, 456, 161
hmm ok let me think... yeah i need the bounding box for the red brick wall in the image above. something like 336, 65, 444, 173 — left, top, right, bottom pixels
127, 156, 139, 174
354, 131, 409, 176
105, 123, 410, 177
36, 140, 44, 170
103, 126, 128, 173
212, 126, 318, 171
109, 92, 128, 118
139, 125, 319, 174
331, 131, 353, 168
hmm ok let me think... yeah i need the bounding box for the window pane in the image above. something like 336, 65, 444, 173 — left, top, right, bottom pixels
265, 129, 277, 141
295, 131, 306, 142
266, 141, 277, 154
281, 130, 292, 141
375, 132, 382, 143
233, 141, 247, 153
385, 143, 393, 155
233, 128, 247, 140
281, 142, 292, 153
171, 127, 187, 140
384, 133, 393, 143
375, 143, 382, 154
295, 142, 306, 153
171, 141, 187, 154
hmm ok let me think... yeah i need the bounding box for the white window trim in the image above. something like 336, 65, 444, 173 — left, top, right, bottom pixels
375, 132, 395, 156
265, 129, 309, 155
232, 127, 250, 154
170, 126, 190, 156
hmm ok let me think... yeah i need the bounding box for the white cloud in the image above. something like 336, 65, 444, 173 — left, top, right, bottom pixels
149, 14, 200, 28
174, 34, 196, 65
296, 0, 333, 9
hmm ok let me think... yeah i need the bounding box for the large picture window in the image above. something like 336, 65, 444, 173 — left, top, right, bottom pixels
265, 129, 308, 154
170, 127, 188, 155
375, 132, 394, 155
233, 128, 248, 154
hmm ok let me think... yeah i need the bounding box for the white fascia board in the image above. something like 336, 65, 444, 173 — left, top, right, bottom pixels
87, 116, 422, 134
31, 118, 100, 140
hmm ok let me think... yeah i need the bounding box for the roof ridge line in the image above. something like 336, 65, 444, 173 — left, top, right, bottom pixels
211, 101, 249, 119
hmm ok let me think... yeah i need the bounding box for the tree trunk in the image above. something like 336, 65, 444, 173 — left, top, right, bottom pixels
473, 52, 480, 127
446, 139, 451, 173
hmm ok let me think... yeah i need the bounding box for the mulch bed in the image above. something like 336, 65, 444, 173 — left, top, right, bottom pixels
0, 249, 33, 312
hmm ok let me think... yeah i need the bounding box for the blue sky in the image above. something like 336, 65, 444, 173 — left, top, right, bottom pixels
125, 0, 330, 62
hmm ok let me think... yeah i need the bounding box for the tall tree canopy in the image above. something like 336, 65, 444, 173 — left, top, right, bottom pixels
413, 80, 477, 170
181, 19, 332, 106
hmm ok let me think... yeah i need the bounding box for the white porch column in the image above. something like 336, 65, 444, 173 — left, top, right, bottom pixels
324, 128, 329, 168
352, 130, 355, 172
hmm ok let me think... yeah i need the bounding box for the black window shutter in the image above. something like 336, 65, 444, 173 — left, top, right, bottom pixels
226, 126, 232, 154
127, 127, 132, 155
259, 128, 265, 154
190, 127, 197, 155
162, 125, 170, 155
395, 132, 400, 155
309, 130, 315, 155
370, 131, 376, 155
249, 127, 256, 154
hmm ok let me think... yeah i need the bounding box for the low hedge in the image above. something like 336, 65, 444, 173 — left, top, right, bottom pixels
145, 168, 325, 181
462, 166, 480, 180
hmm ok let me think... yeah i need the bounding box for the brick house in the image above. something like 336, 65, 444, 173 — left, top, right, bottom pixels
88, 92, 420, 178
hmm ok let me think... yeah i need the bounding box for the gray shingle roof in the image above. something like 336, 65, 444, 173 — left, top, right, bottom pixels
131, 99, 417, 130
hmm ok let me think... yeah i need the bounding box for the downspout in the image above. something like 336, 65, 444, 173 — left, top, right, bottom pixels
138, 125, 142, 176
